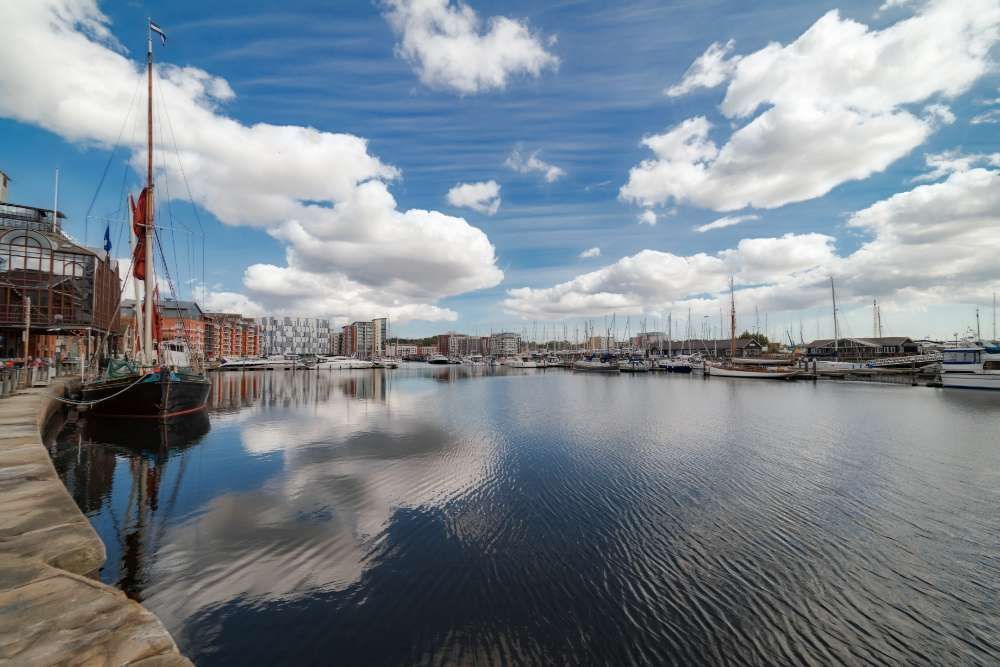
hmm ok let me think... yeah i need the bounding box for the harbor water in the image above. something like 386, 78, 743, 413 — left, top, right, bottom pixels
47, 367, 1000, 665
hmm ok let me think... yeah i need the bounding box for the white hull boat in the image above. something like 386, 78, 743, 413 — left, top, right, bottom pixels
706, 364, 799, 379
573, 359, 618, 372
941, 344, 1000, 391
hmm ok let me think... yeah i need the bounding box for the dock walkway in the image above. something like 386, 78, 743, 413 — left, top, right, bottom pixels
0, 380, 190, 666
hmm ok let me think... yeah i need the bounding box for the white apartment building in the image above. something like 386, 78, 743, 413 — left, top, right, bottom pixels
489, 332, 520, 357
258, 316, 332, 355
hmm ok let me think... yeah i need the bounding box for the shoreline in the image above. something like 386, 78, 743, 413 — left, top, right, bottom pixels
0, 379, 191, 666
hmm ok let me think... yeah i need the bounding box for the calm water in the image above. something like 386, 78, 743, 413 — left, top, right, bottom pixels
48, 367, 1000, 665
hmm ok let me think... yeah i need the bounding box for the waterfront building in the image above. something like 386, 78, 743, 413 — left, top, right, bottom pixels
258, 316, 331, 356
204, 313, 260, 360
341, 318, 389, 358
330, 331, 343, 355
804, 337, 918, 362
489, 332, 521, 357
418, 345, 437, 357
436, 333, 451, 356
0, 178, 120, 360
387, 343, 418, 357
442, 333, 481, 357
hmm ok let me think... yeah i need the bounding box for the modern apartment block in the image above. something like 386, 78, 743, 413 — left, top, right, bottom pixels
257, 316, 332, 356
204, 313, 260, 360
342, 317, 388, 358
489, 332, 521, 357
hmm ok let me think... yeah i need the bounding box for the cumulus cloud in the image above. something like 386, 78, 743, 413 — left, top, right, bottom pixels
638, 210, 657, 226
446, 180, 501, 214
623, 1, 1000, 212
579, 246, 601, 259
505, 146, 565, 182
694, 213, 759, 233
0, 0, 503, 323
507, 159, 1000, 320
912, 150, 1000, 182
665, 39, 741, 97
381, 0, 558, 94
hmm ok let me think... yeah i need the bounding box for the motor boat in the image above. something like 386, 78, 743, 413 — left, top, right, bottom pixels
427, 354, 450, 365
941, 342, 1000, 390
506, 356, 538, 368
573, 355, 618, 372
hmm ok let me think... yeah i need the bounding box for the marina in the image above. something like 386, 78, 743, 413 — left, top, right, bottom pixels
1, 2, 998, 665
44, 367, 1000, 665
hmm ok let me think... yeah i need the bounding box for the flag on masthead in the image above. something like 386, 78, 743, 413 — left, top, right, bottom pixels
150, 21, 166, 46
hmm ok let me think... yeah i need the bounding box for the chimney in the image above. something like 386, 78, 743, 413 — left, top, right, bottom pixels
0, 171, 9, 203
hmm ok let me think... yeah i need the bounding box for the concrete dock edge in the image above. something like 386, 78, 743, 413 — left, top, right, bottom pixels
0, 379, 192, 666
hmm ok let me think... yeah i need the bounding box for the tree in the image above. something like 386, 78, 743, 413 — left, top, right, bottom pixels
739, 330, 769, 346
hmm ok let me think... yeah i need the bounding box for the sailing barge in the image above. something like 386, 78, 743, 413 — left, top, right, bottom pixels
83, 20, 209, 418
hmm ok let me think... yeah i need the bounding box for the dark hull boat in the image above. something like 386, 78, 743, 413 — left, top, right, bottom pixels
83, 369, 210, 419
80, 26, 211, 421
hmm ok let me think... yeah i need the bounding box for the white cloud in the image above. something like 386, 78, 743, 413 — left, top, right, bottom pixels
665, 39, 741, 97
878, 0, 914, 14
638, 210, 657, 226
971, 109, 1000, 124
694, 213, 759, 233
579, 246, 601, 259
507, 161, 1000, 321
446, 180, 501, 214
912, 150, 1000, 182
0, 0, 503, 324
505, 146, 565, 182
623, 1, 1000, 212
381, 0, 558, 94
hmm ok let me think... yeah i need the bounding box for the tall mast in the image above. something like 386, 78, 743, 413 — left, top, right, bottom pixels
830, 276, 839, 357
729, 276, 736, 359
143, 20, 156, 365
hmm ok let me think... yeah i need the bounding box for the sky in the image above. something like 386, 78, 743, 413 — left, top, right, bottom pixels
0, 0, 998, 342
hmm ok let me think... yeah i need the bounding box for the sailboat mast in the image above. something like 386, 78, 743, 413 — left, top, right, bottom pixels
729, 277, 736, 359
830, 276, 839, 357
143, 21, 156, 365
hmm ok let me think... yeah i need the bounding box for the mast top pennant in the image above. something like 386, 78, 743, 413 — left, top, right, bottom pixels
149, 21, 166, 46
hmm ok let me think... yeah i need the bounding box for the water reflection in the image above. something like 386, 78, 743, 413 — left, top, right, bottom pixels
47, 369, 1000, 665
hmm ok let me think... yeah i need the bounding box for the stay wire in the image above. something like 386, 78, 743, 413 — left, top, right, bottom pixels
84, 70, 143, 247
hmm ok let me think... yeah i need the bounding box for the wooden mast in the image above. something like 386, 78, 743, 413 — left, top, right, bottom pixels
143, 20, 155, 365
729, 276, 736, 359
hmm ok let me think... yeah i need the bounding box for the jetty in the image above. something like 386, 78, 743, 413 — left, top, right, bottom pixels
0, 379, 190, 666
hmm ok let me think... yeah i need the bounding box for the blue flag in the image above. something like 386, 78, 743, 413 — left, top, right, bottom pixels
103, 224, 112, 256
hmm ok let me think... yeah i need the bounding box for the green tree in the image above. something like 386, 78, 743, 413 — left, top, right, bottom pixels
739, 330, 769, 346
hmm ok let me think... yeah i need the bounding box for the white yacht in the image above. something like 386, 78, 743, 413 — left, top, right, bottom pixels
314, 356, 353, 370
573, 356, 618, 372
618, 356, 649, 372
217, 356, 265, 370
427, 354, 450, 365
506, 356, 538, 368
941, 343, 1000, 391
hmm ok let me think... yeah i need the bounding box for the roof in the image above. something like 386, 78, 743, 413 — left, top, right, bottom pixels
805, 336, 913, 348
123, 298, 205, 320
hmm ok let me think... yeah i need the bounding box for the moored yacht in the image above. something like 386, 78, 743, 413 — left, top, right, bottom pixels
940, 343, 1000, 391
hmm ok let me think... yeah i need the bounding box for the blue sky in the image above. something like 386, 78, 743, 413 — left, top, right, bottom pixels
1, 0, 998, 340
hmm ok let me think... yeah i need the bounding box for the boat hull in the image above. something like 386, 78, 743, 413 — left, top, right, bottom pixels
707, 365, 799, 379
941, 373, 1000, 390
573, 361, 618, 372
83, 372, 211, 418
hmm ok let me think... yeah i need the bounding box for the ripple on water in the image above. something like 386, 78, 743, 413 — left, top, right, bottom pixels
46, 368, 1000, 665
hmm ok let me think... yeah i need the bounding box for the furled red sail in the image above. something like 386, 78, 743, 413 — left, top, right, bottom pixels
129, 188, 148, 280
